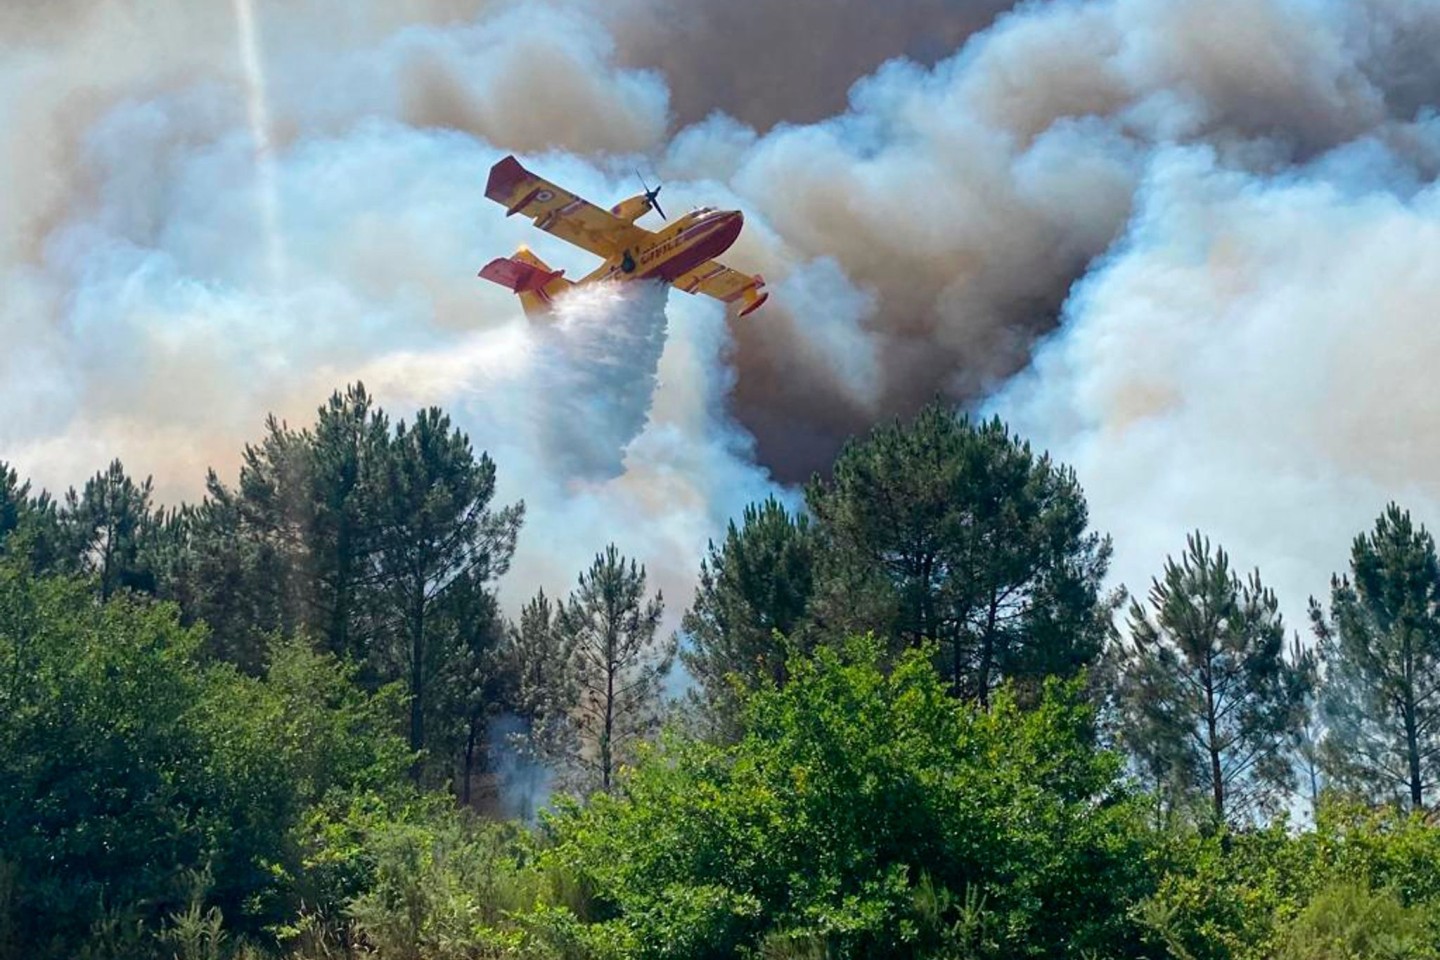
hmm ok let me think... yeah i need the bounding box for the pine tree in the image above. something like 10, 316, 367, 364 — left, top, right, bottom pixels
436, 569, 508, 806
557, 546, 672, 793
806, 402, 1112, 704
0, 464, 65, 575
172, 487, 278, 671
500, 590, 579, 812
307, 384, 391, 664
1118, 533, 1314, 825
507, 590, 577, 763
184, 385, 390, 671
0, 463, 27, 548
1291, 635, 1327, 820
225, 415, 315, 639
62, 460, 159, 600
372, 407, 523, 783
1311, 504, 1440, 812
681, 497, 816, 736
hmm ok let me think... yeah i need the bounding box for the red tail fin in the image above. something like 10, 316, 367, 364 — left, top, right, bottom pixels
478, 256, 565, 293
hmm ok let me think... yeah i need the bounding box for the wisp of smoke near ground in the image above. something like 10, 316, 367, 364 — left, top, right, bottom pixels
6, 0, 1440, 639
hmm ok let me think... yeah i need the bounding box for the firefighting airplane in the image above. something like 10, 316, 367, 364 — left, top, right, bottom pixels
478, 155, 769, 318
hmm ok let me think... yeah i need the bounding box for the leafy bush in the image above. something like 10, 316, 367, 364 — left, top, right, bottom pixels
540, 639, 1154, 959
344, 811, 531, 959
1136, 803, 1440, 960
1279, 880, 1438, 960
0, 569, 410, 958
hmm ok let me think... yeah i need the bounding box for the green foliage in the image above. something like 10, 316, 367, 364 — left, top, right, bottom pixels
1118, 532, 1315, 825
1311, 503, 1440, 812
0, 463, 28, 548
806, 403, 1113, 704
183, 386, 524, 788
1137, 802, 1440, 960
0, 474, 67, 577
0, 569, 411, 958
504, 589, 580, 803
13, 389, 1440, 960
681, 496, 817, 739
61, 459, 162, 600
1138, 825, 1305, 960
555, 545, 673, 794
345, 811, 529, 960
543, 640, 1151, 959
298, 801, 623, 960
372, 405, 524, 782
1278, 880, 1437, 960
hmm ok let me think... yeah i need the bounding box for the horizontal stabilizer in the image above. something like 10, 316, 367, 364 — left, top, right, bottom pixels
478, 256, 565, 293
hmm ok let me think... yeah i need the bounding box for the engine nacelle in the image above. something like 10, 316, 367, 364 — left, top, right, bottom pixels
608, 194, 655, 223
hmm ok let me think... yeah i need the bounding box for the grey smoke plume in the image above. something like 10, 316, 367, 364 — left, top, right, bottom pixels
686, 0, 1440, 477
990, 139, 1440, 630
606, 0, 1016, 129
6, 0, 1440, 639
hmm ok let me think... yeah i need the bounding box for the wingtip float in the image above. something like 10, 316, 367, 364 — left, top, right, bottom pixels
478, 154, 769, 319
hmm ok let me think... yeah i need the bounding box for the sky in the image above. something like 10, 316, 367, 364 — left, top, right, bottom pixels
5, 0, 1440, 634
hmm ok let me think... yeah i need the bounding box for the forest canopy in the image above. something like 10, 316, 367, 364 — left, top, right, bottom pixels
1, 389, 1437, 960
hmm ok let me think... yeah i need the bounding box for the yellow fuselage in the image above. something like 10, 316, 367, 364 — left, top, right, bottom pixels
583, 209, 745, 286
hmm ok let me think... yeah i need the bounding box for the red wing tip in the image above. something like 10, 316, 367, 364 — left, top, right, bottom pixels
485, 155, 530, 201
738, 292, 769, 317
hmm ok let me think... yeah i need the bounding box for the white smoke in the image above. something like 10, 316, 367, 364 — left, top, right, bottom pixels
991, 139, 1440, 625
7, 0, 1440, 652
0, 0, 775, 638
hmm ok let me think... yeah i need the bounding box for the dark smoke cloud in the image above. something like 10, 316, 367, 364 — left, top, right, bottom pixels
684, 0, 1440, 479
607, 0, 1018, 129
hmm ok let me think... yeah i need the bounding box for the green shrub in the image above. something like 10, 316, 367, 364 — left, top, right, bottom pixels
541, 639, 1154, 959
0, 570, 410, 958
1279, 880, 1438, 960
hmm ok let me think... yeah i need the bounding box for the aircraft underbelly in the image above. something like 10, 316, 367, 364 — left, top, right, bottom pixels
645, 217, 742, 282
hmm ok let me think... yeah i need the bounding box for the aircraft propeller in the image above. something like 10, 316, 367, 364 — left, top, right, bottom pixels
637, 169, 666, 220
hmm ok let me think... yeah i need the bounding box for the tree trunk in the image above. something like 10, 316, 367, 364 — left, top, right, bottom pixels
1203, 657, 1225, 823
409, 589, 426, 784
330, 528, 352, 660
462, 716, 478, 807
1399, 630, 1424, 811
100, 523, 115, 602
602, 649, 615, 792
919, 554, 934, 649
1404, 701, 1423, 811
952, 628, 964, 701
976, 592, 1000, 708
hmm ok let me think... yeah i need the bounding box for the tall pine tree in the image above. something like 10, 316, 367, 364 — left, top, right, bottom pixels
681, 497, 816, 736
1118, 533, 1313, 825
372, 407, 523, 783
506, 589, 578, 768
557, 546, 672, 793
307, 384, 391, 664
806, 403, 1112, 704
62, 460, 159, 600
1311, 504, 1440, 812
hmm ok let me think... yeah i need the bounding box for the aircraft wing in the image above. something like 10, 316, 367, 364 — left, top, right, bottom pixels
674, 260, 769, 316
485, 155, 647, 258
